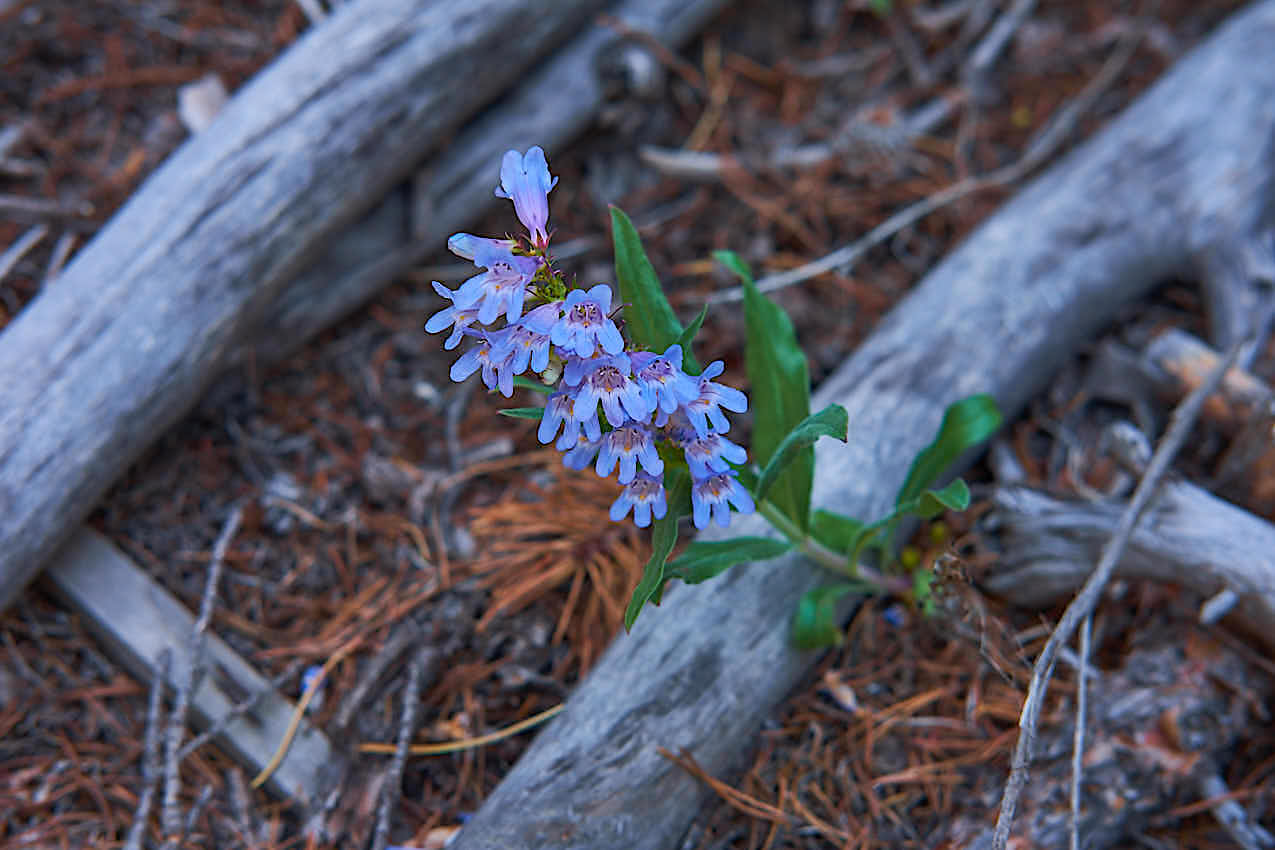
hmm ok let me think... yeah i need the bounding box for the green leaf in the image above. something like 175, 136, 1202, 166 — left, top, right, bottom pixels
810, 509, 866, 554
754, 405, 848, 503
611, 206, 683, 353
673, 305, 707, 375
513, 375, 553, 394
895, 394, 1002, 509
791, 584, 857, 649
624, 467, 691, 631
868, 0, 892, 15
913, 479, 971, 519
665, 537, 793, 585
715, 250, 813, 531
498, 407, 544, 420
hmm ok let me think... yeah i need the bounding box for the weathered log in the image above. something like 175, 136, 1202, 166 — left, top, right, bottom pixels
446, 4, 1275, 848
0, 0, 613, 609
243, 0, 732, 367
982, 482, 1275, 648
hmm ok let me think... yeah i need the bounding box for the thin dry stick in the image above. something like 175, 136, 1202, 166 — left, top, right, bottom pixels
371, 651, 426, 850
0, 224, 47, 285
965, 0, 1038, 81
161, 506, 241, 849
1069, 611, 1092, 850
989, 338, 1246, 850
707, 21, 1142, 306
178, 658, 308, 760
124, 649, 171, 850
333, 621, 421, 733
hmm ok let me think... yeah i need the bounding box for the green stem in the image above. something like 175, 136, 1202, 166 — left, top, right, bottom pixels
758, 500, 910, 595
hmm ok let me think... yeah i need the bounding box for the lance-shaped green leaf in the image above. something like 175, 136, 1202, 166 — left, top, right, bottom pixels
498, 407, 544, 420
512, 375, 553, 394
912, 479, 970, 519
754, 405, 848, 503
624, 467, 691, 630
665, 537, 793, 585
611, 206, 683, 353
895, 394, 1002, 508
715, 250, 813, 531
673, 305, 707, 375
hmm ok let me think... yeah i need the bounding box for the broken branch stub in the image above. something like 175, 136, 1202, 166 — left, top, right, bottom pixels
0, 0, 609, 610
446, 4, 1275, 848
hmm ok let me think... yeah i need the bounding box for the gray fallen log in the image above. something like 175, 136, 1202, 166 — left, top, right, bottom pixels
0, 0, 611, 610
982, 482, 1275, 648
244, 0, 732, 367
447, 4, 1275, 848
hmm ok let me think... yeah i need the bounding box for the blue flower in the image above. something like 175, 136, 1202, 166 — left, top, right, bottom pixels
682, 431, 748, 478
610, 473, 668, 528
569, 353, 651, 427
495, 147, 557, 248
630, 344, 700, 414
550, 285, 624, 357
596, 424, 663, 484
450, 330, 515, 397
691, 470, 755, 529
423, 281, 479, 350
538, 389, 601, 447
447, 232, 516, 261
455, 242, 540, 325
502, 303, 559, 375
680, 360, 748, 436
560, 433, 603, 470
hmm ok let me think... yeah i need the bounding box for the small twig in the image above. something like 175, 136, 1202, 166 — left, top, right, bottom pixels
42, 232, 76, 285
180, 785, 214, 846
1069, 611, 1092, 850
124, 650, 171, 850
333, 621, 422, 733
990, 337, 1246, 850
371, 651, 426, 850
707, 18, 1142, 306
178, 658, 307, 760
161, 506, 240, 849
1199, 770, 1275, 850
0, 193, 94, 220
0, 224, 48, 286
964, 0, 1038, 87
885, 8, 936, 87
294, 0, 327, 25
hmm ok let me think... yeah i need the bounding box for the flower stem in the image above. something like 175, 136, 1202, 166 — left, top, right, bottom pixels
758, 500, 911, 595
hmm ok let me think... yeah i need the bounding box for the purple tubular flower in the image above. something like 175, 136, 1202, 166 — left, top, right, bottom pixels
571, 353, 651, 427
561, 433, 603, 470
631, 344, 701, 414
691, 470, 755, 529
683, 360, 749, 436
551, 285, 624, 357
447, 233, 515, 261
610, 473, 668, 528
494, 147, 557, 247
596, 424, 663, 484
423, 281, 479, 350
503, 303, 559, 375
450, 330, 515, 397
455, 243, 540, 325
683, 431, 748, 478
538, 389, 601, 446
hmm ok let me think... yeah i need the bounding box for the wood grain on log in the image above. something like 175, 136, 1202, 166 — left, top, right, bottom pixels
447, 4, 1275, 848
0, 0, 611, 610
983, 482, 1275, 648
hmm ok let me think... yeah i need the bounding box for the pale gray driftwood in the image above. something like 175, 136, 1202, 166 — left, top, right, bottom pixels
447, 4, 1275, 848
43, 528, 335, 804
983, 482, 1275, 647
244, 0, 733, 366
0, 0, 611, 610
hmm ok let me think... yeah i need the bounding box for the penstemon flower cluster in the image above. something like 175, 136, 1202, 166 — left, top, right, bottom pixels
425, 147, 754, 530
